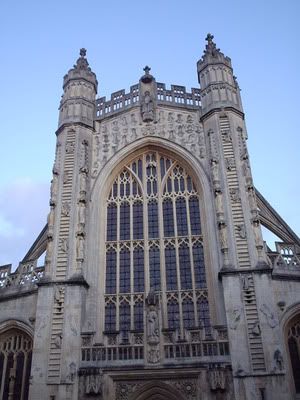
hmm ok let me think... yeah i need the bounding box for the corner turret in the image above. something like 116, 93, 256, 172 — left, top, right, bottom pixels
197, 34, 243, 114
58, 49, 98, 129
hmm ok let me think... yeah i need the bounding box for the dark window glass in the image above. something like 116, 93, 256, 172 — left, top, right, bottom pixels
167, 301, 180, 329
197, 299, 210, 329
193, 242, 206, 288
119, 302, 131, 333
176, 197, 188, 236
138, 159, 143, 180
186, 176, 193, 192
119, 249, 130, 293
182, 299, 195, 328
120, 202, 130, 240
134, 302, 144, 331
113, 182, 118, 197
289, 336, 300, 392
133, 247, 144, 292
105, 249, 117, 293
165, 246, 177, 290
160, 157, 165, 179
148, 200, 159, 239
133, 202, 143, 239
163, 199, 174, 237
105, 303, 116, 331
149, 247, 160, 290
179, 244, 192, 289
189, 196, 201, 235
106, 203, 117, 241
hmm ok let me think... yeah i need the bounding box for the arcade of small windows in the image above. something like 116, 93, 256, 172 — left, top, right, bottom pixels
104, 151, 210, 336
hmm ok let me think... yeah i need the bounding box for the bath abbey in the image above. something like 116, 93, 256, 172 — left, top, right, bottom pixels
1, 35, 300, 399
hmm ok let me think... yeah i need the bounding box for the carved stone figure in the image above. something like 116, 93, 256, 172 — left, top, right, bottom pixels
218, 222, 228, 250
76, 234, 85, 261
79, 168, 88, 202
67, 362, 76, 382
66, 141, 75, 154
47, 207, 55, 238
229, 308, 241, 330
141, 91, 154, 122
274, 349, 284, 371
59, 238, 68, 253
147, 306, 159, 344
251, 321, 261, 336
248, 186, 258, 213
45, 238, 53, 265
226, 157, 235, 171
260, 304, 278, 328
230, 188, 240, 203
252, 218, 262, 247
61, 201, 70, 217
50, 175, 58, 206
211, 159, 220, 185
53, 333, 62, 349
237, 224, 246, 239
241, 275, 250, 290
215, 189, 224, 216
78, 202, 85, 232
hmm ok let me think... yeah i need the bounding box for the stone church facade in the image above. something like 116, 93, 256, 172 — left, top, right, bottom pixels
0, 35, 300, 400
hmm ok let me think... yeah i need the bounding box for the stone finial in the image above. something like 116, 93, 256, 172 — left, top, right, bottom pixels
80, 48, 87, 57
204, 33, 220, 57
140, 65, 154, 84
74, 48, 91, 71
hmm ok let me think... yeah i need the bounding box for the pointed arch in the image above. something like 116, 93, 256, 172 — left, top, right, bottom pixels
131, 381, 185, 400
88, 137, 223, 340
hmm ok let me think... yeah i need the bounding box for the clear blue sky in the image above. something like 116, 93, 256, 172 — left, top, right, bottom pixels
0, 0, 299, 267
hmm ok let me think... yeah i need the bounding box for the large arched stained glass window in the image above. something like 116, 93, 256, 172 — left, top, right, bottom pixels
287, 316, 300, 393
104, 150, 210, 334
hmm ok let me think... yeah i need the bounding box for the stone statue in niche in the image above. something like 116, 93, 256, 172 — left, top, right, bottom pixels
274, 349, 284, 371
252, 218, 262, 247
260, 304, 278, 328
147, 306, 159, 344
79, 167, 88, 203
214, 188, 224, 217
218, 221, 228, 250
78, 202, 85, 233
141, 91, 154, 122
76, 233, 85, 261
211, 159, 220, 187
66, 362, 76, 383
50, 175, 58, 206
45, 238, 53, 265
47, 206, 55, 238
248, 186, 258, 215
53, 333, 62, 349
54, 286, 64, 312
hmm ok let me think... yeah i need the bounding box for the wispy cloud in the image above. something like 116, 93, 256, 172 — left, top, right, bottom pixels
0, 178, 49, 269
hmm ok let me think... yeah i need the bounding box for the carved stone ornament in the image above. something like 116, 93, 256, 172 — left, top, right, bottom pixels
141, 91, 154, 122
66, 141, 75, 154
66, 362, 76, 383
251, 321, 261, 336
230, 188, 240, 203
61, 201, 71, 217
147, 306, 159, 344
147, 344, 160, 364
115, 382, 142, 400
50, 175, 58, 206
274, 349, 284, 371
236, 224, 246, 239
47, 206, 55, 238
85, 372, 103, 395
260, 304, 278, 328
209, 368, 226, 392
229, 308, 241, 330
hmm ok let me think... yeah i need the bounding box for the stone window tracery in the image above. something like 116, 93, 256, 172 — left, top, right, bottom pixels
104, 150, 210, 334
0, 328, 32, 400
287, 316, 300, 393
